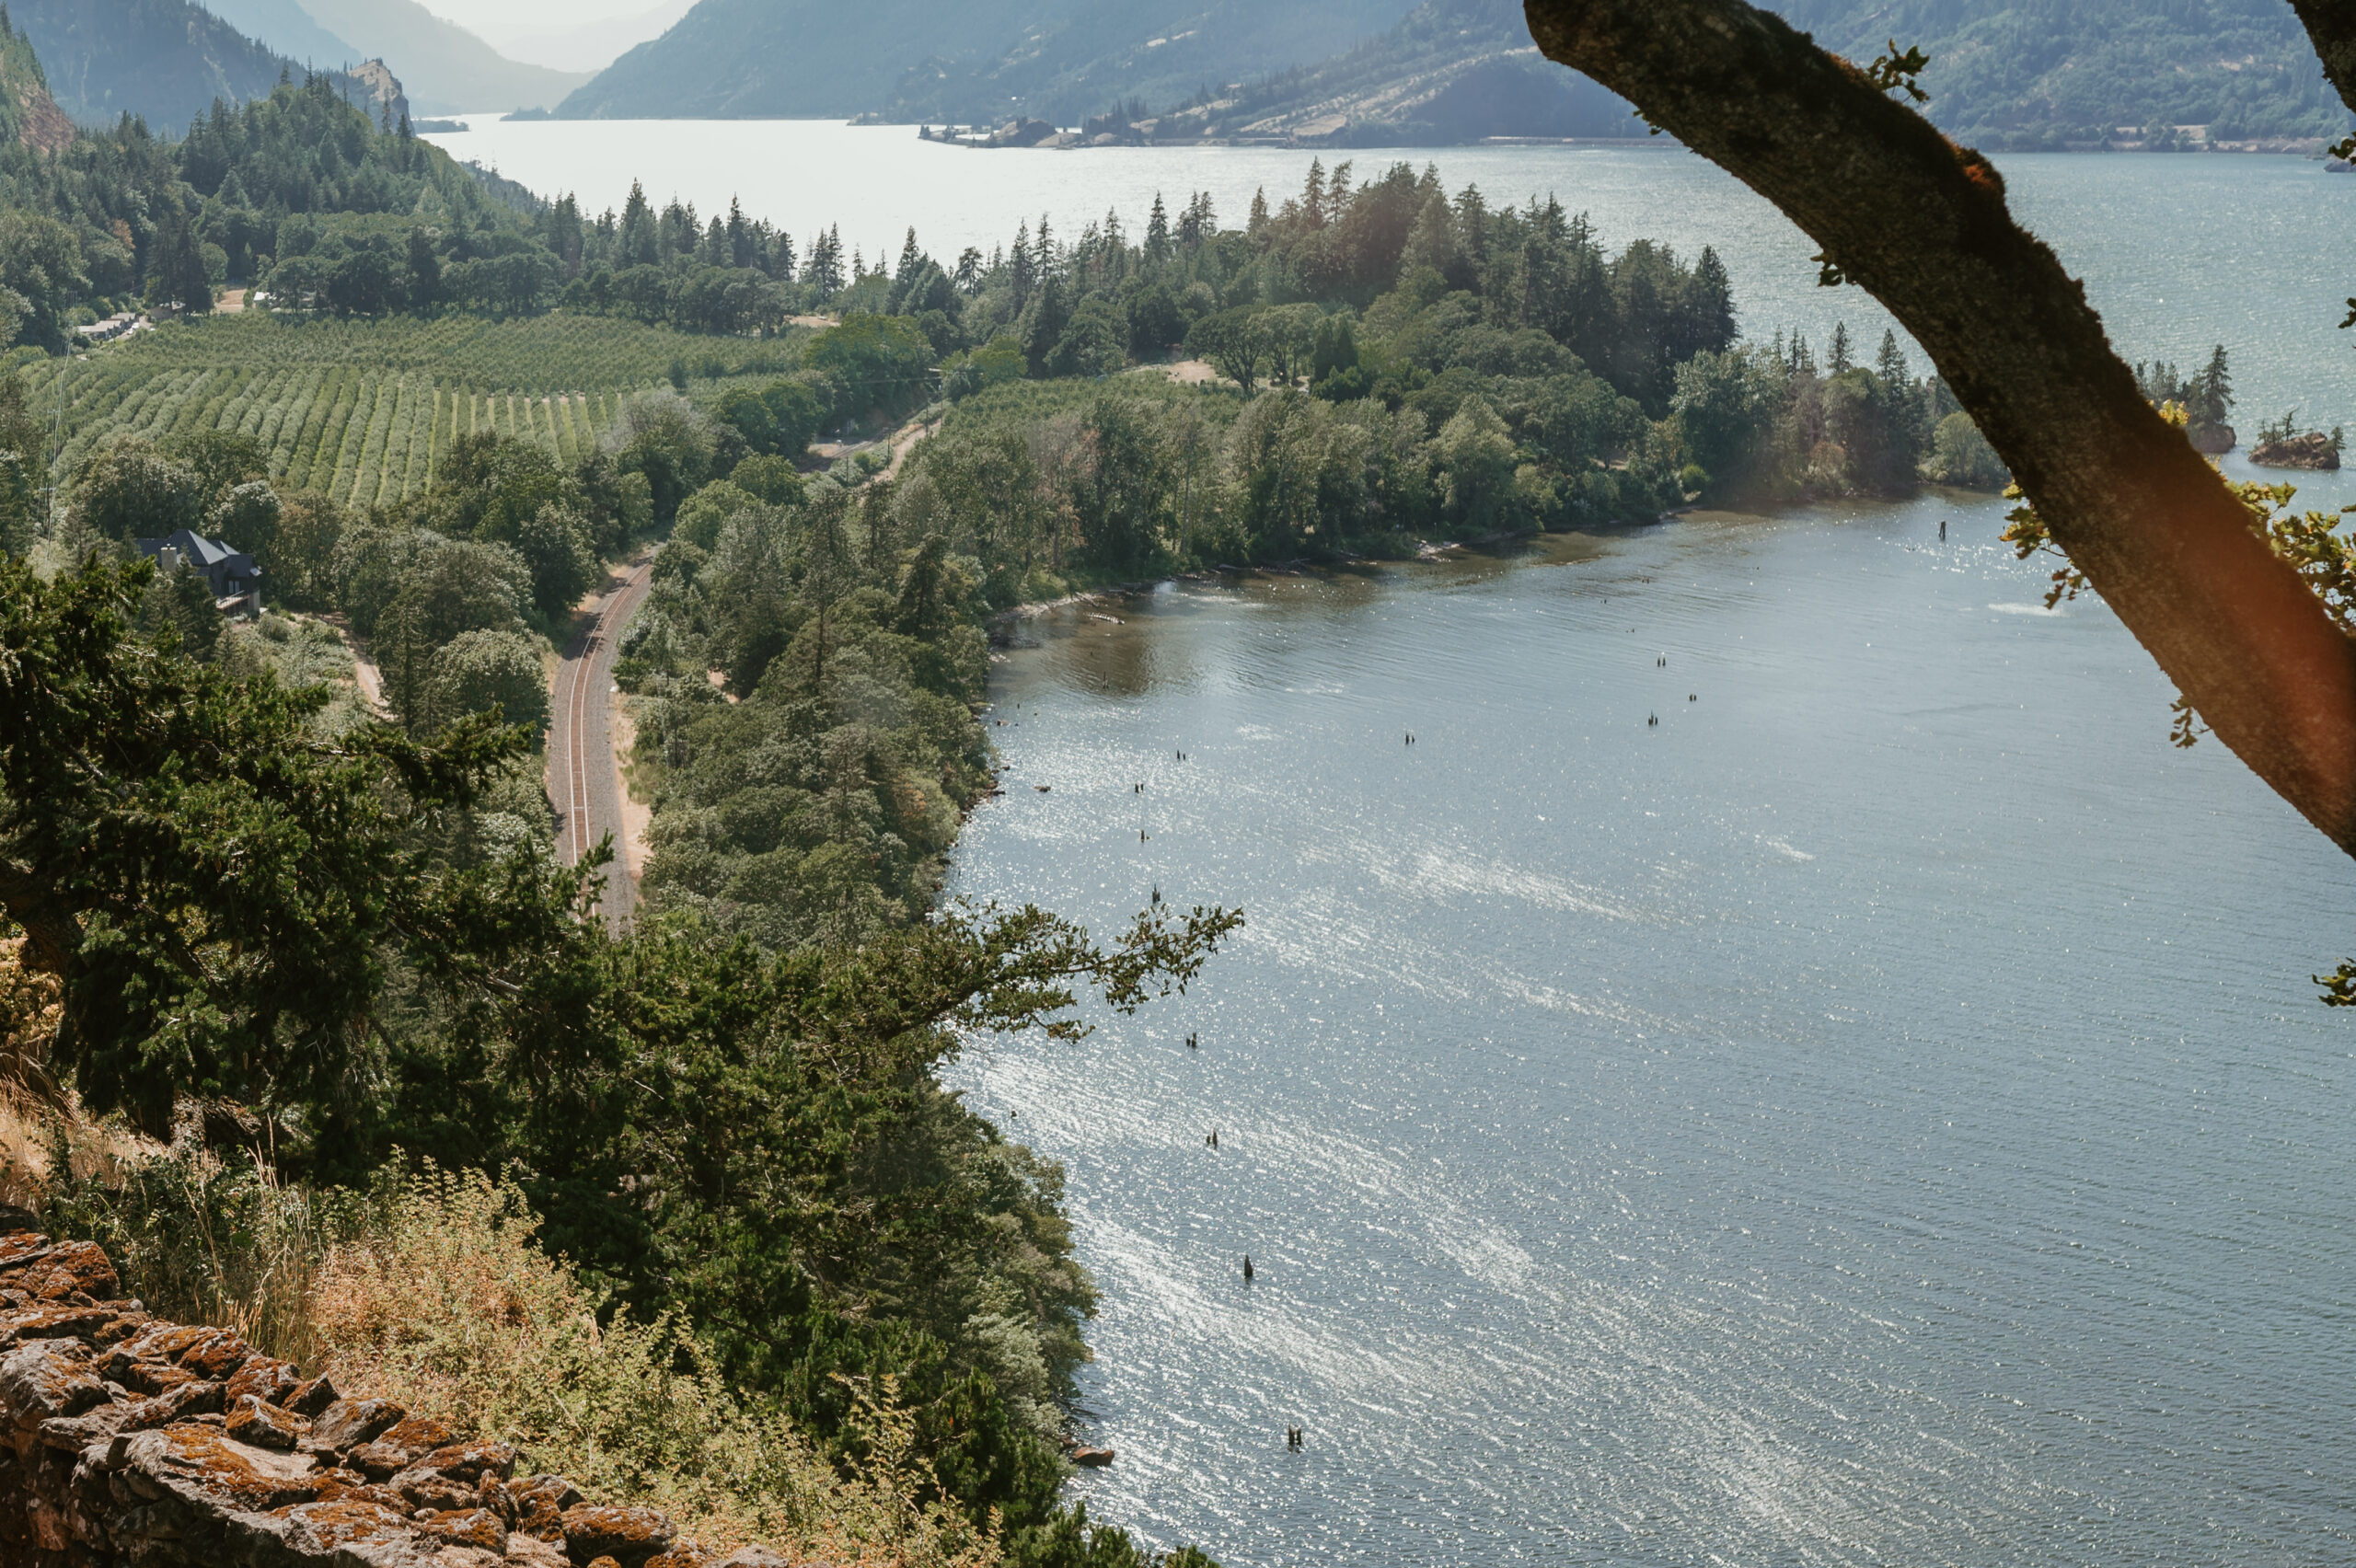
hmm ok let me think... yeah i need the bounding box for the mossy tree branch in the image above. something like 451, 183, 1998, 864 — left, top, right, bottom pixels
1522, 0, 2356, 855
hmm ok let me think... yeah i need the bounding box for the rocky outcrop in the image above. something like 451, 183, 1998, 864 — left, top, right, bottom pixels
2248, 432, 2341, 469
2189, 421, 2237, 455
0, 1226, 785, 1568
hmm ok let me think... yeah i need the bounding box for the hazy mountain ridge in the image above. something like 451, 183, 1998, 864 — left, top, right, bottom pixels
1776, 0, 2348, 145
558, 0, 1408, 121
1099, 0, 1631, 144
294, 0, 590, 116
10, 0, 380, 131
202, 0, 359, 75
559, 0, 2348, 146
877, 0, 1417, 127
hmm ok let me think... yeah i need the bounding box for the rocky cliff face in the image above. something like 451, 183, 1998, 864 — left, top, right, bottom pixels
0, 1226, 790, 1568
0, 13, 70, 153
343, 58, 410, 130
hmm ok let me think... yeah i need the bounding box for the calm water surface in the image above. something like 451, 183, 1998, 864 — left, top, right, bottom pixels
431, 119, 2356, 1561
942, 493, 2356, 1566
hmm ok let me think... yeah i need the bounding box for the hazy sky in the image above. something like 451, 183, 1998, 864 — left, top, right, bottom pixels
414, 0, 693, 72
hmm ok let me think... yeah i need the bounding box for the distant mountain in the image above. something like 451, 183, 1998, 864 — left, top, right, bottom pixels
1167, 0, 2348, 147
202, 0, 361, 75
557, 0, 2349, 146
10, 0, 379, 130
294, 0, 590, 115
1771, 0, 2348, 146
0, 9, 72, 150
1122, 0, 1629, 145
556, 0, 1410, 122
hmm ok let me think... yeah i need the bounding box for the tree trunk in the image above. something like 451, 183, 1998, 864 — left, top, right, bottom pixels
1523, 0, 2356, 854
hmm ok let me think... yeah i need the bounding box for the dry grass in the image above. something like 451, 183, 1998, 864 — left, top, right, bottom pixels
0, 936, 156, 1214
307, 1167, 1000, 1565
47, 1154, 998, 1568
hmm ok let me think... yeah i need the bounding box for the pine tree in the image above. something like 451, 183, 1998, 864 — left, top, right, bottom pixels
1248, 187, 1270, 237
619, 180, 657, 269
1686, 246, 1736, 354
1403, 190, 1458, 279
1145, 192, 1170, 262
1010, 222, 1034, 307
2189, 343, 2235, 428
1876, 329, 1909, 386
727, 197, 751, 269
1827, 321, 1852, 374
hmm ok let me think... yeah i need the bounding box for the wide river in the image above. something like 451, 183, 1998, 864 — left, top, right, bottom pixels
436, 121, 2356, 1562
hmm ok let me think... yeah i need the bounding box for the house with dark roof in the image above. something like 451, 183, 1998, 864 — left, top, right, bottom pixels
133, 529, 261, 615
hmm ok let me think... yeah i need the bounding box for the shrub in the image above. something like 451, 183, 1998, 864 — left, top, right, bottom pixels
1922, 409, 2010, 490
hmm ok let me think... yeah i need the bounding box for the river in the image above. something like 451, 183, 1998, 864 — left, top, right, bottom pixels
428, 118, 2356, 1562
946, 493, 2356, 1566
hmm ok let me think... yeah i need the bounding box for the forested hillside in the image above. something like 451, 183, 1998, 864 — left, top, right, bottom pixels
561, 0, 2348, 146
1775, 0, 2348, 145
558, 0, 1407, 121
1098, 0, 1631, 145
9, 0, 383, 131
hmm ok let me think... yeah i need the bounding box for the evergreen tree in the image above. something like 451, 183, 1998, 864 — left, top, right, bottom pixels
1876, 329, 1909, 386
2189, 343, 2235, 428
1146, 192, 1170, 261
1827, 321, 1853, 374
619, 181, 658, 268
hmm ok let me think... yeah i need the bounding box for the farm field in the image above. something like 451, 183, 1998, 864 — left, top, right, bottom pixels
26, 313, 797, 509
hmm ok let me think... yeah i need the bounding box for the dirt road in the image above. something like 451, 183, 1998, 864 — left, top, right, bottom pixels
549, 553, 657, 929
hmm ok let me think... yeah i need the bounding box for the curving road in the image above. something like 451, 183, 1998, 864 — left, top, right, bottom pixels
549, 553, 656, 930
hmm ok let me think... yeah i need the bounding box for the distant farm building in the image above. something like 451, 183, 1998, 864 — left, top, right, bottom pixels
133, 530, 261, 614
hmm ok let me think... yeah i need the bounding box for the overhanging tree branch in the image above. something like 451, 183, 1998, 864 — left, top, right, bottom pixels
2287, 1, 2356, 124
1524, 0, 2356, 854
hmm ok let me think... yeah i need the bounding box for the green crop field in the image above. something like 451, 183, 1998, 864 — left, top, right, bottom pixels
24, 313, 798, 510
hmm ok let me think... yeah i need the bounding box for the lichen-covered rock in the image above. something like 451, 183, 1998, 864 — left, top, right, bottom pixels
284, 1371, 342, 1416
503, 1536, 571, 1567
226, 1390, 306, 1450
412, 1440, 519, 1486
225, 1355, 300, 1406
309, 1396, 406, 1455
5, 1241, 120, 1303
559, 1504, 677, 1566
0, 1337, 110, 1452
115, 1422, 321, 1512
508, 1474, 583, 1541
0, 1305, 139, 1351
350, 1413, 457, 1477
423, 1505, 511, 1552
0, 1230, 796, 1567
115, 1378, 224, 1433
